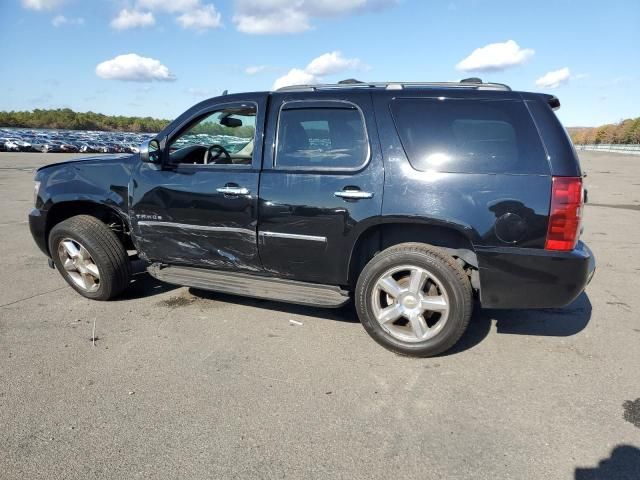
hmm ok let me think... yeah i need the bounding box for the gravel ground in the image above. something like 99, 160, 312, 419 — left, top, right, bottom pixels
0, 151, 639, 479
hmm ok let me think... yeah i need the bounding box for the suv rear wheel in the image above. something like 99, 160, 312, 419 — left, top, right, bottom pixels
355, 242, 472, 357
49, 215, 131, 300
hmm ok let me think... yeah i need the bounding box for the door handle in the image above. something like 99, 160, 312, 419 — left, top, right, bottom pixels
216, 186, 250, 195
334, 189, 374, 200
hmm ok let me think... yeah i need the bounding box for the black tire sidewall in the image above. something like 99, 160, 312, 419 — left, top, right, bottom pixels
356, 247, 470, 357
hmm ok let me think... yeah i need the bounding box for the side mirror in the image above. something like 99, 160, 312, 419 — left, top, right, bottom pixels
140, 139, 161, 163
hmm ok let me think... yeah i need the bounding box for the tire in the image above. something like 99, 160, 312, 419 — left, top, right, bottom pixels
49, 215, 131, 301
355, 242, 472, 357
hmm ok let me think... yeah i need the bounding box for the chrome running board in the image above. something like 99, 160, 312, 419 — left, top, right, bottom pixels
148, 264, 350, 308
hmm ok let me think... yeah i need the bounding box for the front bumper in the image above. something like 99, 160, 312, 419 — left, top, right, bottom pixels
477, 241, 595, 309
28, 208, 50, 257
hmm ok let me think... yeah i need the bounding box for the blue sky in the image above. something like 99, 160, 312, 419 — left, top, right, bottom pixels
0, 0, 638, 127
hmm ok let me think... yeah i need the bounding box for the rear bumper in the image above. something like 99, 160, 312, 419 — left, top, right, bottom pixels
28, 208, 50, 257
477, 241, 595, 309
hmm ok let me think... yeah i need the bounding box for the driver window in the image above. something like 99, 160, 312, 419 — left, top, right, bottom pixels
169, 106, 256, 166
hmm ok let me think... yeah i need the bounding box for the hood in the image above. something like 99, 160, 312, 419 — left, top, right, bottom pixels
36, 153, 136, 173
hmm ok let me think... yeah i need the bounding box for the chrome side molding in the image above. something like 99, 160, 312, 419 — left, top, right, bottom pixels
259, 231, 327, 243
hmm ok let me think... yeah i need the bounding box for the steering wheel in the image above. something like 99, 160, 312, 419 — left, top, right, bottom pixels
205, 144, 232, 164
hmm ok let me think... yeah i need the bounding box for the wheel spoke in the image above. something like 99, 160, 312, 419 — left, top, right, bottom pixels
421, 295, 448, 312
81, 273, 94, 290
67, 271, 83, 286
63, 258, 76, 272
408, 312, 429, 339
408, 268, 428, 294
85, 263, 100, 279
378, 276, 403, 298
61, 240, 80, 258
376, 303, 403, 324
78, 246, 91, 262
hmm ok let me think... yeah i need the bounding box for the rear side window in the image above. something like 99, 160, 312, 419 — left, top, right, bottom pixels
390, 98, 549, 174
276, 103, 368, 170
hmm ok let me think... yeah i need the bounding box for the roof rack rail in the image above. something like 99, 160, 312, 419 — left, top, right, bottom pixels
276, 79, 511, 92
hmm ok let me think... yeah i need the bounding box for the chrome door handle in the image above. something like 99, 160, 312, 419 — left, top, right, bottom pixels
216, 186, 250, 195
334, 190, 374, 199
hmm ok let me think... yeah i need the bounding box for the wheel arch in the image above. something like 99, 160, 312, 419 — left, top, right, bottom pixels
347, 220, 479, 289
45, 201, 132, 255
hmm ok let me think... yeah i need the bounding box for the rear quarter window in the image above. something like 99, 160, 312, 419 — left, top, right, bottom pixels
390, 98, 549, 175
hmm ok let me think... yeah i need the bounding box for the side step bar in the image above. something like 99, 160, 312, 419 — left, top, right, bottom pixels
148, 264, 350, 308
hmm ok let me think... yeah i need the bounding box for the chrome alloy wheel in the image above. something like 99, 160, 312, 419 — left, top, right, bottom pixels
371, 265, 450, 343
57, 238, 100, 293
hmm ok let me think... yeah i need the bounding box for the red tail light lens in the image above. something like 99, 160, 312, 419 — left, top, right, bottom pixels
545, 176, 583, 251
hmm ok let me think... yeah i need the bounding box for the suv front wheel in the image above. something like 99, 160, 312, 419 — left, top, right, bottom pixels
49, 215, 131, 301
355, 242, 472, 357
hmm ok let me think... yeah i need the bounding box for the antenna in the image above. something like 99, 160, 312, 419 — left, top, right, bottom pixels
222, 89, 228, 96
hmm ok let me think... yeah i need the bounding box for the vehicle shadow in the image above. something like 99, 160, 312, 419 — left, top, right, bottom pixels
443, 292, 592, 356
187, 289, 592, 355
116, 260, 179, 300
188, 288, 360, 324
574, 445, 640, 479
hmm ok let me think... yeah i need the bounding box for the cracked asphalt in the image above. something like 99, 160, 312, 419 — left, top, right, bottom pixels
1, 151, 639, 479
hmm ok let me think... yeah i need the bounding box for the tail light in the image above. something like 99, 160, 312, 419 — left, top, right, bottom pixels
545, 176, 583, 251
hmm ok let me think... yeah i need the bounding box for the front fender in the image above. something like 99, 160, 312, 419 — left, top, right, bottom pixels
30, 155, 137, 256
35, 155, 136, 221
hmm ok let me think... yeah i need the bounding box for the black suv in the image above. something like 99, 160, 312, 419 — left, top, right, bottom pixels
29, 79, 595, 357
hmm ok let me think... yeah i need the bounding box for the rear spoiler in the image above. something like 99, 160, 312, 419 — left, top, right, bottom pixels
539, 93, 560, 111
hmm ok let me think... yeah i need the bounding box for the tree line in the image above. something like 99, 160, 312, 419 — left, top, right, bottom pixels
0, 108, 170, 133
188, 122, 255, 138
569, 117, 640, 145
2, 108, 639, 145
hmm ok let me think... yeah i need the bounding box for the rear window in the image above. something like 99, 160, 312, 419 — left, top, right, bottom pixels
276, 104, 368, 170
390, 98, 549, 174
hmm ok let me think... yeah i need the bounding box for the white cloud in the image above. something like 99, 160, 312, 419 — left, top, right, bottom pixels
96, 54, 176, 82
273, 69, 319, 90
233, 0, 397, 34
305, 51, 362, 76
272, 51, 363, 89
176, 4, 221, 30
111, 9, 155, 30
234, 7, 309, 34
136, 0, 200, 13
111, 1, 221, 30
535, 67, 571, 89
456, 40, 534, 72
52, 14, 84, 27
245, 65, 268, 75
21, 0, 63, 10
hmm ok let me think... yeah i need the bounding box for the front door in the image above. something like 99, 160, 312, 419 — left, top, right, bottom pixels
258, 92, 384, 286
130, 98, 265, 272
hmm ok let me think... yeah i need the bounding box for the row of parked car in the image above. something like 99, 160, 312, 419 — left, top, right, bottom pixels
0, 128, 154, 154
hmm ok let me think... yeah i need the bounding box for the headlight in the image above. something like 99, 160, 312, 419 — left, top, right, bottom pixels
33, 181, 41, 206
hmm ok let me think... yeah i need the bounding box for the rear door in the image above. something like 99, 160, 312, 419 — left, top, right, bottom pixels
257, 92, 384, 286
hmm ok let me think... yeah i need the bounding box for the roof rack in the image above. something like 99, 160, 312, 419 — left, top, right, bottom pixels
276, 78, 511, 92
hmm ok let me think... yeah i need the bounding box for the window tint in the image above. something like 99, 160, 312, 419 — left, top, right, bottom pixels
276, 105, 368, 169
390, 98, 548, 174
